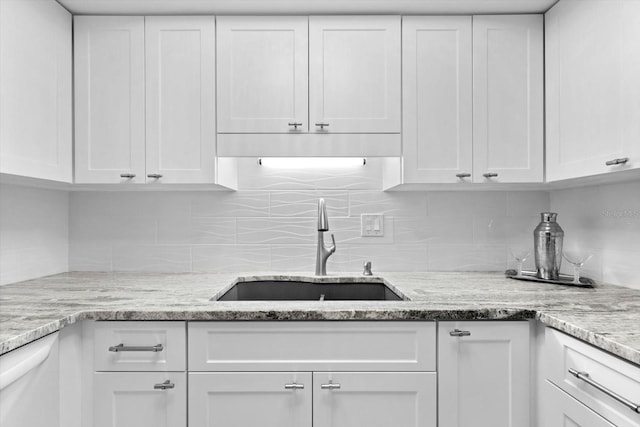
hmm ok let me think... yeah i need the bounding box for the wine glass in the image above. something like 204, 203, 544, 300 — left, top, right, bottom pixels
509, 247, 531, 277
562, 251, 593, 284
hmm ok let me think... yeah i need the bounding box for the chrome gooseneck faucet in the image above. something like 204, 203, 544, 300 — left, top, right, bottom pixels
316, 198, 336, 276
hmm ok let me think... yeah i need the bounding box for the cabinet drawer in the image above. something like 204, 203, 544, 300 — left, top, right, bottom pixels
188, 321, 436, 371
94, 321, 186, 371
545, 328, 640, 427
541, 380, 615, 427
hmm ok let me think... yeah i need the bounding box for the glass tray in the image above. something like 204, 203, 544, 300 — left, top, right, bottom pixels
505, 269, 595, 288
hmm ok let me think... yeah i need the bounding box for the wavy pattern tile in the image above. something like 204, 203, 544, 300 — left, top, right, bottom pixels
237, 218, 316, 245
192, 245, 271, 272
270, 191, 349, 217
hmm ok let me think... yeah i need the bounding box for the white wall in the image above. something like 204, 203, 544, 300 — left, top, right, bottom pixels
550, 180, 640, 290
0, 183, 69, 285
69, 187, 549, 274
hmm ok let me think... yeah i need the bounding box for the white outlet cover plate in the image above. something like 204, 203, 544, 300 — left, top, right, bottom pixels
361, 214, 384, 237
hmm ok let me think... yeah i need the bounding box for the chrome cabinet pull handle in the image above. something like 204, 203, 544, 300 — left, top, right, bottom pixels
108, 343, 164, 352
483, 173, 498, 178
315, 122, 330, 129
284, 383, 304, 390
288, 122, 303, 129
450, 329, 471, 337
153, 380, 175, 390
568, 368, 640, 413
605, 157, 629, 166
321, 382, 341, 390
120, 173, 136, 179
456, 173, 471, 178
147, 174, 163, 179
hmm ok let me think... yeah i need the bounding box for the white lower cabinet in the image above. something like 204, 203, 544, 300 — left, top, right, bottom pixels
94, 372, 186, 427
189, 372, 312, 427
541, 380, 615, 427
438, 321, 531, 427
313, 372, 437, 427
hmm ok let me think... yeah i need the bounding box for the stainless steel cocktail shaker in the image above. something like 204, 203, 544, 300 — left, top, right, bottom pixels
534, 212, 564, 280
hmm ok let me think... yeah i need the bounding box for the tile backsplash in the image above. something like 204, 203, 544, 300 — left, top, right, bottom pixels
69, 189, 549, 275
0, 183, 69, 285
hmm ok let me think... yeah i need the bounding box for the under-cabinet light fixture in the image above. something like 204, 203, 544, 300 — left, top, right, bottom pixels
257, 157, 366, 168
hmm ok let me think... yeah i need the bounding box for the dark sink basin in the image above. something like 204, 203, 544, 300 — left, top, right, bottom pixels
215, 279, 404, 301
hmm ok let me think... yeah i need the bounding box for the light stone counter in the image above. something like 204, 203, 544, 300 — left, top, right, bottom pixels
1, 272, 639, 366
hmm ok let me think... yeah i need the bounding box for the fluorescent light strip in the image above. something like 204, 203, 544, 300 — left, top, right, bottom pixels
258, 157, 366, 168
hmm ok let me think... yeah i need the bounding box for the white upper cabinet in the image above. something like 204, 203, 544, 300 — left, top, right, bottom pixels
0, 0, 72, 183
145, 16, 216, 184
74, 16, 146, 184
473, 15, 544, 183
217, 17, 308, 133
309, 16, 401, 133
546, 0, 640, 182
402, 16, 473, 183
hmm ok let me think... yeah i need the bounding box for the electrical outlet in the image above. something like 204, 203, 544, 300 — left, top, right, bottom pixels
361, 214, 384, 237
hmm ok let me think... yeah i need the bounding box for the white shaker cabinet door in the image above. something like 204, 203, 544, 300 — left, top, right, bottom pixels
472, 15, 544, 183
74, 16, 145, 184
217, 16, 309, 133
540, 380, 615, 427
189, 372, 312, 427
145, 16, 216, 184
93, 372, 186, 427
402, 16, 473, 183
546, 0, 640, 181
438, 321, 531, 427
0, 0, 72, 182
313, 372, 437, 427
309, 16, 401, 133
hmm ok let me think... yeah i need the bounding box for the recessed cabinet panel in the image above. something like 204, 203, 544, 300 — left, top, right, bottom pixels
188, 321, 436, 371
402, 16, 473, 183
0, 0, 72, 182
74, 16, 145, 183
546, 0, 640, 181
189, 372, 312, 427
473, 15, 543, 183
438, 321, 531, 427
313, 372, 437, 427
541, 380, 615, 427
94, 372, 186, 427
217, 17, 309, 133
145, 16, 216, 183
309, 16, 401, 133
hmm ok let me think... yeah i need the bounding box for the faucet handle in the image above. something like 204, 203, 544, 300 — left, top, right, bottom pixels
329, 234, 336, 253
363, 261, 372, 276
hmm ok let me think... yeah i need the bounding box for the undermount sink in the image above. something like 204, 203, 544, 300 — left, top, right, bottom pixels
214, 277, 406, 301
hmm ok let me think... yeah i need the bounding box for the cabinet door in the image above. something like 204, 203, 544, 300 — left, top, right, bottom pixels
541, 380, 615, 427
145, 16, 216, 184
313, 372, 437, 427
93, 372, 186, 427
0, 0, 72, 182
402, 17, 472, 183
473, 15, 543, 183
74, 16, 145, 184
438, 321, 530, 427
309, 16, 401, 133
189, 372, 312, 427
217, 16, 309, 133
546, 0, 640, 181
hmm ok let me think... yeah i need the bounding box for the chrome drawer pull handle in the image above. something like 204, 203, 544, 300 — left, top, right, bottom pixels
455, 173, 471, 178
108, 344, 164, 352
120, 173, 136, 179
450, 329, 471, 337
568, 368, 640, 413
321, 382, 341, 390
288, 122, 302, 129
315, 122, 330, 129
605, 157, 629, 166
483, 173, 498, 178
147, 174, 163, 179
284, 383, 304, 390
153, 380, 175, 390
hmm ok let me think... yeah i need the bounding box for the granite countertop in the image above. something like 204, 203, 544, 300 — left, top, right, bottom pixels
0, 271, 639, 366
